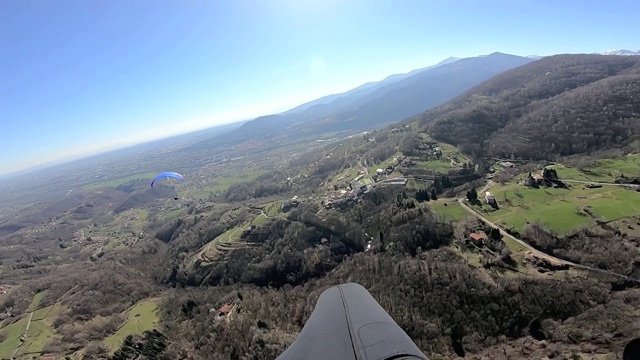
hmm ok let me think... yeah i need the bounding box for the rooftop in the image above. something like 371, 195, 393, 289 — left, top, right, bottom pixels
469, 233, 487, 241
219, 304, 233, 315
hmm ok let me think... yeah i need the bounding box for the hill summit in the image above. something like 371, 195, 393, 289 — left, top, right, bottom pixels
419, 54, 640, 159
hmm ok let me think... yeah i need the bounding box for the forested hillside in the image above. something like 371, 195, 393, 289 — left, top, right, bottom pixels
421, 54, 640, 159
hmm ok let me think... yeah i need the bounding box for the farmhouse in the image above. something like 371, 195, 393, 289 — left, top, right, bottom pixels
218, 303, 233, 317
281, 202, 292, 212
485, 191, 496, 205
469, 232, 487, 246
524, 173, 546, 187
322, 199, 333, 209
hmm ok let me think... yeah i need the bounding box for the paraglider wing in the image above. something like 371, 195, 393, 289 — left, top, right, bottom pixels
276, 283, 428, 360
150, 172, 185, 188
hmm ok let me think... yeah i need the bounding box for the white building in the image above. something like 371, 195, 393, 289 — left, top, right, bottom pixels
485, 191, 496, 204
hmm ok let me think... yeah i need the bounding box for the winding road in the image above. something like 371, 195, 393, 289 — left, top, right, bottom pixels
457, 180, 640, 283
359, 156, 369, 176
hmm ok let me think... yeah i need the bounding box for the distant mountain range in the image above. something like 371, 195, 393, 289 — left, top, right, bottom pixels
280, 57, 461, 116
528, 49, 640, 59
598, 49, 640, 56
197, 52, 536, 148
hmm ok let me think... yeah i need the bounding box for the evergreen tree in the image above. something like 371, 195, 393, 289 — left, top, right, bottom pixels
434, 178, 443, 194
470, 187, 478, 201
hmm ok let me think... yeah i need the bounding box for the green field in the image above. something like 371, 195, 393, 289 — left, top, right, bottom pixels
83, 172, 158, 191
546, 155, 640, 183
20, 317, 57, 355
482, 182, 640, 235
1, 292, 64, 358
264, 201, 283, 217
214, 223, 252, 252
0, 316, 29, 359
251, 214, 270, 227
410, 158, 451, 173
193, 222, 252, 266
587, 154, 640, 179
188, 171, 268, 200
27, 291, 46, 313
163, 208, 184, 221
31, 306, 51, 322
430, 200, 469, 221
104, 299, 160, 352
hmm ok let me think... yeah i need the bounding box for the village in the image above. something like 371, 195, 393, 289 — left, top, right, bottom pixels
279, 139, 472, 214
280, 155, 404, 213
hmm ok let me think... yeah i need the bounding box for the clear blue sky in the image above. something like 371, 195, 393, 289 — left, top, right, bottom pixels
1, 0, 639, 175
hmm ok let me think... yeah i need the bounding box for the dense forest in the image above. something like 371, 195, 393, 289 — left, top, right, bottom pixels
146, 191, 640, 359
124, 176, 638, 359
420, 54, 640, 160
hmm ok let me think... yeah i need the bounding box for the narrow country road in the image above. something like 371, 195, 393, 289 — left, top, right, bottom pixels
561, 179, 635, 187
458, 180, 640, 283
24, 311, 34, 334
260, 210, 275, 219
359, 156, 369, 176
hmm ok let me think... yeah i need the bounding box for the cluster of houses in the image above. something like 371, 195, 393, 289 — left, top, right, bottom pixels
374, 165, 394, 179
372, 156, 404, 182
389, 125, 412, 133
317, 156, 416, 211
322, 184, 369, 210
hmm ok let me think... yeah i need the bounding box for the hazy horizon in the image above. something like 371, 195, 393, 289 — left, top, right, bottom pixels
3, 0, 640, 175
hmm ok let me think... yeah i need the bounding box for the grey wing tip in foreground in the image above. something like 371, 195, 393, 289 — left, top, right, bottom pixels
276, 282, 428, 360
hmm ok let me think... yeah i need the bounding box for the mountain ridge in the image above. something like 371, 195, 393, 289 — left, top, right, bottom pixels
280, 57, 461, 116
193, 52, 535, 150
419, 53, 640, 159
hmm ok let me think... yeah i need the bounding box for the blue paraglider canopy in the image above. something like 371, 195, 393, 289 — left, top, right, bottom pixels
150, 172, 185, 188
